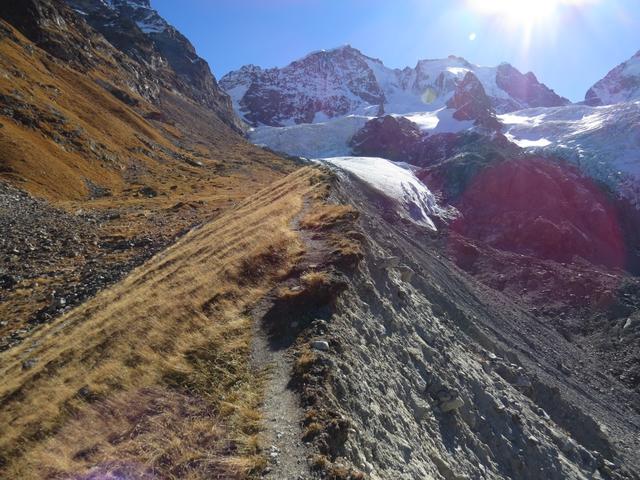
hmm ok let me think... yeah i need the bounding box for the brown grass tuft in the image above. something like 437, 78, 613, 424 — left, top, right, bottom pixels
299, 204, 359, 231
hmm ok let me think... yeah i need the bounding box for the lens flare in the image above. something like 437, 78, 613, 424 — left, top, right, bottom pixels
467, 0, 599, 54
421, 87, 438, 104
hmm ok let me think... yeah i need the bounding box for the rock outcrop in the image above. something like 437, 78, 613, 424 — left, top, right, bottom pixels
446, 71, 502, 131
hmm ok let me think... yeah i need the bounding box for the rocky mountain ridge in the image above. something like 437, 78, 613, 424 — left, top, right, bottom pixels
586, 50, 640, 106
220, 45, 569, 127
65, 0, 243, 130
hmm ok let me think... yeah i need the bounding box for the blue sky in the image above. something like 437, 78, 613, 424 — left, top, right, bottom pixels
152, 0, 640, 102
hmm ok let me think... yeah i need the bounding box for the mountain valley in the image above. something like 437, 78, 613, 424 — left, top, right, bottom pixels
0, 1, 639, 479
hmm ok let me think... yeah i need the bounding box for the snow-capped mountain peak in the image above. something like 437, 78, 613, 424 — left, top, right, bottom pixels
585, 50, 640, 106
220, 46, 569, 127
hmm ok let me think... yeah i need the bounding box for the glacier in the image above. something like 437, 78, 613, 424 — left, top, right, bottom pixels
320, 156, 453, 230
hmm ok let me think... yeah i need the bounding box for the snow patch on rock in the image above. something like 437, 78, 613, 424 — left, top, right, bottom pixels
320, 156, 452, 230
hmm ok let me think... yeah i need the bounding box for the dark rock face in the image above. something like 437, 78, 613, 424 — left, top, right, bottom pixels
446, 72, 502, 131
65, 0, 241, 130
0, 0, 102, 68
0, 0, 242, 131
451, 158, 626, 269
495, 63, 569, 110
223, 46, 385, 127
350, 115, 423, 161
222, 46, 567, 126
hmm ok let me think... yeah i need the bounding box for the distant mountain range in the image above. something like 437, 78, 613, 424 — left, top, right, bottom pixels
222, 46, 640, 128
221, 46, 640, 208
220, 45, 570, 127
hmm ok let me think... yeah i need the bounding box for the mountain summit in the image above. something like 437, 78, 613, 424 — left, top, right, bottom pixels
220, 45, 569, 126
585, 50, 640, 106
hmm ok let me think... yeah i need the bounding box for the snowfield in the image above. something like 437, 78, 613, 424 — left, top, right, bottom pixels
402, 108, 475, 133
250, 109, 474, 158
250, 116, 370, 158
320, 156, 453, 230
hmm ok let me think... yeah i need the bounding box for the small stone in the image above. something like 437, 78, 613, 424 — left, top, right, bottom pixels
527, 435, 540, 445
311, 340, 330, 351
22, 358, 37, 370
411, 395, 430, 420
440, 397, 464, 413
380, 256, 400, 268
398, 265, 414, 282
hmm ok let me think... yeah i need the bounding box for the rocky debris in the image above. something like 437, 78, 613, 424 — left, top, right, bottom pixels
436, 389, 465, 413
397, 265, 414, 283
291, 172, 640, 479
0, 182, 176, 351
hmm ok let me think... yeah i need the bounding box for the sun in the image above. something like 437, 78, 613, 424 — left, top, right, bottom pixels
469, 0, 556, 26
466, 0, 597, 51
468, 0, 595, 30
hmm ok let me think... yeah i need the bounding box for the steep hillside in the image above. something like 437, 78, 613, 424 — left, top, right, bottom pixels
291, 170, 640, 479
0, 0, 294, 351
220, 45, 568, 127
0, 167, 328, 478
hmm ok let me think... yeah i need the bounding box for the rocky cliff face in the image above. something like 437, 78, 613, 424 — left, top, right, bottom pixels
66, 0, 242, 130
0, 0, 242, 131
495, 63, 569, 111
220, 45, 569, 126
586, 50, 640, 106
446, 71, 502, 131
221, 45, 385, 127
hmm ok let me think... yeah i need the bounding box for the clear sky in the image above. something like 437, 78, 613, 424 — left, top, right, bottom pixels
152, 0, 640, 102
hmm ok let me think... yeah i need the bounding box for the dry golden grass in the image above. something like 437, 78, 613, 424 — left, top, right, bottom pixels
299, 204, 359, 231
0, 19, 296, 341
0, 19, 291, 203
0, 167, 324, 479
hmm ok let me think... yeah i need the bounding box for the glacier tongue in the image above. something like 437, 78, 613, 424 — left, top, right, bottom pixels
320, 156, 450, 230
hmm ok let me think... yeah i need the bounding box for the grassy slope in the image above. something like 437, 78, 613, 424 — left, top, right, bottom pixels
0, 18, 296, 341
0, 19, 289, 203
0, 167, 327, 478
